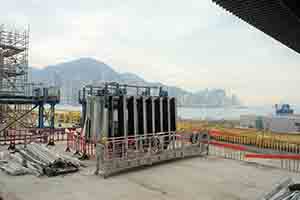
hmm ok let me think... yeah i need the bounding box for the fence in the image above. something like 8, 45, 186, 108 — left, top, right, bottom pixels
210, 129, 300, 154
209, 130, 300, 173
209, 141, 247, 161
0, 128, 71, 148
65, 130, 96, 159
95, 131, 210, 177
245, 153, 300, 173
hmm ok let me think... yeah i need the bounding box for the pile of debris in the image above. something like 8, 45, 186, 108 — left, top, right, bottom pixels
260, 178, 300, 200
0, 143, 85, 177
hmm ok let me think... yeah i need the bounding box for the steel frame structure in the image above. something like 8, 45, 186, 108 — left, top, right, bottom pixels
0, 24, 29, 95
0, 25, 32, 131
78, 82, 170, 128
76, 82, 210, 177
0, 25, 60, 135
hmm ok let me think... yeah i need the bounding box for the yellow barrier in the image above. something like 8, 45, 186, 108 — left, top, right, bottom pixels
211, 127, 300, 154
32, 110, 81, 125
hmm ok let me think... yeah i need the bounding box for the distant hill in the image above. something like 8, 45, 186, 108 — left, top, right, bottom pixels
29, 58, 241, 106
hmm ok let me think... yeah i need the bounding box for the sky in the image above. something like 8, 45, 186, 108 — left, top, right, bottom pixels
2, 0, 300, 106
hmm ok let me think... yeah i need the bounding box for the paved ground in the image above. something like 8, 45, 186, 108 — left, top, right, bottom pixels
0, 143, 299, 200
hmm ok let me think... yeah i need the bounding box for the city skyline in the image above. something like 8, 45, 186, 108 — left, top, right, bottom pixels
2, 0, 300, 105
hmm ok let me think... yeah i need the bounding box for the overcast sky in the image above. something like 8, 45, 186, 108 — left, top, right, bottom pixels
2, 0, 300, 106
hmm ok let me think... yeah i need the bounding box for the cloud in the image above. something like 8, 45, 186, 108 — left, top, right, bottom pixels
2, 0, 300, 105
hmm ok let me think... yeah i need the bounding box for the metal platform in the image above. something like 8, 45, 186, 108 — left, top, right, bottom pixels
0, 86, 60, 132
95, 131, 210, 178
0, 95, 59, 105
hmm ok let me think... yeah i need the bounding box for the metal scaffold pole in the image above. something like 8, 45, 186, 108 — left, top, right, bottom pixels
0, 24, 60, 133
0, 24, 31, 132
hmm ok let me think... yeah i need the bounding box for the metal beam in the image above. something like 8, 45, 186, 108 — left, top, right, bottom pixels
0, 104, 37, 134
212, 0, 300, 54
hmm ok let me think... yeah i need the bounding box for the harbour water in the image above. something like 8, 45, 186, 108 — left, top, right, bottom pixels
178, 106, 269, 120
56, 105, 300, 121
178, 106, 300, 120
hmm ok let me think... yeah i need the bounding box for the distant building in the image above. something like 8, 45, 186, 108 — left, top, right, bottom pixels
240, 104, 300, 133
240, 115, 269, 130
268, 115, 300, 133
240, 114, 300, 134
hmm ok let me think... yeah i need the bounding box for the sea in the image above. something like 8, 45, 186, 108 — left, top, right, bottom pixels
56, 105, 300, 121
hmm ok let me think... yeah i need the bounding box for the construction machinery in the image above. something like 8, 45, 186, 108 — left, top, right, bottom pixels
79, 82, 176, 141
275, 104, 294, 116
77, 82, 210, 177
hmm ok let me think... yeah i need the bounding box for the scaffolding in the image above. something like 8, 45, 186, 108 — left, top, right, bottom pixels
0, 24, 33, 131
0, 24, 29, 95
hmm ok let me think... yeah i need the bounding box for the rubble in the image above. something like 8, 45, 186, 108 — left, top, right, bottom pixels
260, 178, 300, 200
0, 143, 84, 177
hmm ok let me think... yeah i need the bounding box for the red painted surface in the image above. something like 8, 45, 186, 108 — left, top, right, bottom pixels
0, 128, 68, 146
209, 141, 247, 151
209, 129, 237, 137
245, 153, 300, 160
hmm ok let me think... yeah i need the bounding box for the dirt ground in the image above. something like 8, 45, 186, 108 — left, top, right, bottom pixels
0, 144, 300, 200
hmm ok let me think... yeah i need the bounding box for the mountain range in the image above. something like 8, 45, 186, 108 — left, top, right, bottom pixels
29, 58, 241, 107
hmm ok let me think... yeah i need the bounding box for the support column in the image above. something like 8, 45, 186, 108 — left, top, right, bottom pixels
142, 97, 147, 135
81, 101, 87, 127
152, 98, 155, 133
160, 97, 163, 132
38, 103, 44, 128
0, 52, 3, 91
122, 96, 127, 138
133, 96, 137, 136
50, 104, 55, 129
80, 88, 87, 127
48, 103, 56, 146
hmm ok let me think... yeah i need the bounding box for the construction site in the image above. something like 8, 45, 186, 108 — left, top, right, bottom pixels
2, 0, 300, 199
0, 24, 60, 146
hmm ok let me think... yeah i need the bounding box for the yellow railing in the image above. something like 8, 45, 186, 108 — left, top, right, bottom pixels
32, 110, 81, 125
211, 128, 300, 153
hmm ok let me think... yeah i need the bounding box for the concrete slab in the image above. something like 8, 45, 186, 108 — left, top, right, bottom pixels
0, 143, 299, 200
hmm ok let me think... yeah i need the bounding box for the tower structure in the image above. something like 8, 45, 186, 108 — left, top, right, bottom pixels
0, 24, 34, 131
0, 25, 60, 134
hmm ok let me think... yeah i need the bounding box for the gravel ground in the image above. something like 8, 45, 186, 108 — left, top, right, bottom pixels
0, 143, 299, 200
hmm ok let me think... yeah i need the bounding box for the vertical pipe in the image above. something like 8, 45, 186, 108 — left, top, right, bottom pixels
108, 96, 114, 138
127, 96, 134, 136
162, 97, 169, 132
154, 97, 161, 133
81, 88, 86, 127
122, 95, 127, 138
137, 96, 144, 135
159, 97, 163, 132
146, 97, 153, 134
170, 98, 177, 132
133, 96, 137, 136
152, 97, 155, 134
133, 96, 138, 151
0, 52, 3, 91
81, 102, 87, 127
143, 97, 147, 135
